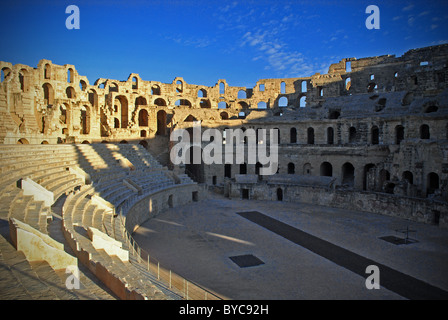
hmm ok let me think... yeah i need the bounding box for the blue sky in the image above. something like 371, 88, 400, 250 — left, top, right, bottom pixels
0, 0, 447, 88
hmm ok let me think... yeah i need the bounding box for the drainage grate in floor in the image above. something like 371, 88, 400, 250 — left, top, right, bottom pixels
379, 236, 418, 245
229, 254, 265, 268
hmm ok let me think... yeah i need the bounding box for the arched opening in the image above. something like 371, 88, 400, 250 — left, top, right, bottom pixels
175, 99, 192, 108
198, 88, 207, 98
88, 89, 98, 108
140, 130, 147, 137
109, 83, 118, 93
427, 172, 439, 196
342, 162, 355, 187
81, 140, 90, 144
307, 127, 314, 144
115, 96, 128, 129
329, 110, 340, 119
44, 64, 51, 79
420, 124, 430, 139
151, 85, 161, 95
218, 101, 228, 109
385, 183, 395, 194
220, 112, 229, 120
424, 105, 438, 113
276, 188, 283, 201
19, 69, 28, 92
320, 162, 333, 177
371, 126, 379, 145
345, 77, 351, 91
288, 163, 295, 174
327, 127, 334, 145
238, 90, 247, 99
80, 105, 90, 134
379, 169, 390, 192
257, 101, 267, 109
138, 109, 148, 127
301, 81, 307, 92
402, 171, 413, 185
157, 110, 167, 136
67, 68, 74, 83
41, 140, 49, 144
114, 118, 120, 129
119, 140, 128, 144
278, 96, 288, 107
154, 98, 166, 106
132, 77, 138, 90
17, 138, 29, 144
135, 96, 147, 107
42, 83, 54, 105
290, 127, 297, 143
66, 86, 75, 99
299, 95, 306, 108
224, 164, 231, 178
1, 67, 11, 83
59, 104, 67, 124
219, 82, 225, 94
79, 80, 87, 91
280, 81, 286, 94
363, 164, 375, 191
200, 99, 211, 108
303, 163, 312, 175
349, 127, 357, 143
395, 125, 404, 144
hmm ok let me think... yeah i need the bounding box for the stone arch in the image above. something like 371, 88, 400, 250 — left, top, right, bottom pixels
44, 63, 51, 79
307, 127, 314, 144
198, 88, 207, 98
115, 95, 128, 129
220, 112, 229, 120
80, 105, 90, 134
157, 110, 167, 136
342, 162, 355, 187
17, 138, 29, 144
138, 109, 148, 127
276, 188, 283, 201
278, 96, 288, 107
154, 97, 166, 106
420, 124, 430, 139
320, 162, 333, 177
66, 86, 76, 99
288, 162, 295, 174
42, 83, 54, 105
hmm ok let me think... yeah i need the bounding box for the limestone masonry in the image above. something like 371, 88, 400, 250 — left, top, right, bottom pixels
1, 44, 448, 227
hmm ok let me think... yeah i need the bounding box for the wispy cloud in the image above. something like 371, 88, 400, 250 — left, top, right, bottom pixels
403, 3, 415, 11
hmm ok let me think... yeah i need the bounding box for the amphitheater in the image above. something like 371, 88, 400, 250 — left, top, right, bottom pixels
0, 44, 448, 300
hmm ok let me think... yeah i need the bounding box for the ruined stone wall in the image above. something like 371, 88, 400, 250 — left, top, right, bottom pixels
1, 44, 447, 216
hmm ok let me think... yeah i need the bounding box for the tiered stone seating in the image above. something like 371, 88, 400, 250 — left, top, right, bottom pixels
61, 185, 168, 300
0, 143, 197, 300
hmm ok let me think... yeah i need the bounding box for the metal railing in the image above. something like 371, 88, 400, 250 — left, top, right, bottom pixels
116, 211, 222, 300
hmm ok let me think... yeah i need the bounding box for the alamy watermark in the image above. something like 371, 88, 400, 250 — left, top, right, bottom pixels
66, 5, 80, 30
365, 5, 380, 30
170, 123, 278, 175
65, 265, 80, 290
365, 265, 380, 289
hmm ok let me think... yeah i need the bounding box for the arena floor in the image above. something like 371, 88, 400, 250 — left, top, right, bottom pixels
133, 192, 448, 300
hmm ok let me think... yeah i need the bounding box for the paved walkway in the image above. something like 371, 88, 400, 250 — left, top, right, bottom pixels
133, 193, 448, 300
